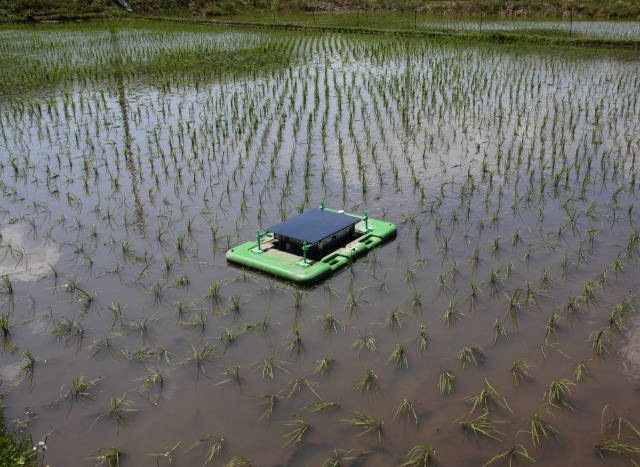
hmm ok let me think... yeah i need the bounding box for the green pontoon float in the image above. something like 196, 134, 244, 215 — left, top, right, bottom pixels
226, 205, 397, 284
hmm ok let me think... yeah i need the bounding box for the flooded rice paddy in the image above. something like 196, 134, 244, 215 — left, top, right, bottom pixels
1, 21, 640, 466
231, 12, 640, 41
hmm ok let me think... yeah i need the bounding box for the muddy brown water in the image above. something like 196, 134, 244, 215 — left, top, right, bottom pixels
1, 21, 640, 466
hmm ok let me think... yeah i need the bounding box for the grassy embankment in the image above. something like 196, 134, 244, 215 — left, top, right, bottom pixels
0, 404, 38, 466
0, 0, 639, 22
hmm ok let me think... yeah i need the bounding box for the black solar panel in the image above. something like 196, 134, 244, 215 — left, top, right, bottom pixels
267, 208, 359, 244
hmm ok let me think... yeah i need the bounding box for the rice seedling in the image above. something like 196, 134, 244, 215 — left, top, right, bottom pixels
410, 289, 424, 313
92, 396, 137, 432
107, 301, 127, 328
413, 324, 429, 351
371, 271, 391, 295
511, 357, 532, 385
465, 378, 512, 414
257, 394, 279, 421
219, 293, 242, 317
240, 316, 270, 336
458, 413, 506, 440
0, 275, 13, 296
186, 344, 219, 374
125, 345, 172, 364
66, 279, 96, 312
47, 375, 103, 413
483, 433, 535, 466
539, 268, 554, 290
620, 294, 636, 314
121, 315, 158, 342
505, 288, 522, 320
442, 296, 461, 327
343, 283, 365, 315
523, 280, 539, 307
51, 316, 84, 343
544, 309, 561, 341
600, 405, 640, 440
252, 352, 288, 380
204, 280, 224, 304
471, 246, 482, 270
285, 378, 321, 399
341, 411, 384, 442
529, 404, 559, 447
458, 346, 484, 367
438, 370, 455, 395
468, 280, 483, 311
399, 444, 435, 466
594, 438, 640, 464
313, 357, 334, 376
610, 303, 629, 334
17, 350, 36, 382
590, 328, 610, 355
321, 448, 356, 467
352, 331, 377, 353
385, 307, 407, 329
489, 266, 504, 293
595, 405, 640, 464
282, 415, 310, 447
493, 319, 509, 344
388, 343, 409, 368
315, 310, 347, 335
394, 399, 418, 424
135, 368, 164, 403
172, 273, 190, 288
564, 295, 583, 317
147, 441, 182, 465
213, 364, 242, 387
292, 288, 305, 309
574, 359, 589, 382
546, 379, 575, 409
0, 311, 15, 342
437, 272, 451, 291
88, 335, 117, 359
224, 457, 252, 467
489, 235, 501, 256
353, 367, 378, 392
191, 436, 226, 465
612, 257, 626, 274
305, 401, 339, 413
66, 375, 102, 403
583, 280, 598, 303
87, 447, 121, 466
220, 327, 242, 348
402, 265, 416, 284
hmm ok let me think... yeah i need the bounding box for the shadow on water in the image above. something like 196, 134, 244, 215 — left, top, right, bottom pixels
111, 28, 146, 231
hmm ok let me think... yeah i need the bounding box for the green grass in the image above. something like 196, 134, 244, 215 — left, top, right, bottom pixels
0, 405, 41, 466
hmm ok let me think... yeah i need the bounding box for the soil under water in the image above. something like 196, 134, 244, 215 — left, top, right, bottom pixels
0, 21, 640, 465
